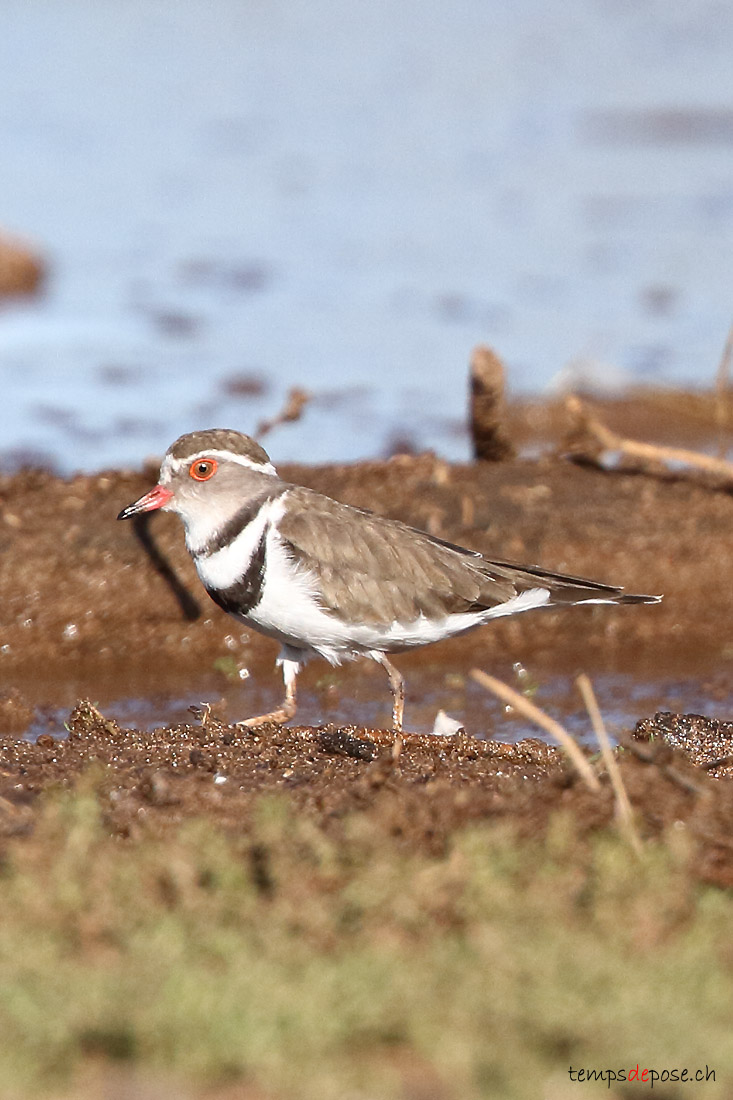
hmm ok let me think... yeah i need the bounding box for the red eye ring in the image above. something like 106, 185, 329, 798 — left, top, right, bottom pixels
189, 457, 218, 481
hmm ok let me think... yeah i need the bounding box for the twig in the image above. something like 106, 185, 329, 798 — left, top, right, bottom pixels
576, 673, 642, 855
565, 394, 733, 485
256, 387, 311, 438
700, 754, 733, 772
714, 324, 733, 458
470, 669, 600, 792
663, 765, 710, 796
616, 732, 711, 797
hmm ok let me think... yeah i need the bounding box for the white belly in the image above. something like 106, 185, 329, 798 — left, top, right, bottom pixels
238, 530, 551, 665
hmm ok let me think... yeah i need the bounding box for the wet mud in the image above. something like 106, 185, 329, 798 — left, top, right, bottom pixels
1, 397, 733, 877
3, 701, 733, 888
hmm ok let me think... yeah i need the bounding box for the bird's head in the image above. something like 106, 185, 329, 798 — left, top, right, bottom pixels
117, 429, 279, 546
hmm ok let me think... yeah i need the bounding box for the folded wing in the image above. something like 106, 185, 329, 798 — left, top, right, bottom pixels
276, 488, 660, 626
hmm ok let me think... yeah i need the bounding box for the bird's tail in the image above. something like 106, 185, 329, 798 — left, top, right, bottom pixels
485, 557, 662, 607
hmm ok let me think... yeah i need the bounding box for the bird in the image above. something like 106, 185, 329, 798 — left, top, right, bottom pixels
118, 429, 661, 732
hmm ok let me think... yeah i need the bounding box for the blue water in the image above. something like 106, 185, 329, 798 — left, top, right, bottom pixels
22, 668, 733, 743
1, 0, 732, 473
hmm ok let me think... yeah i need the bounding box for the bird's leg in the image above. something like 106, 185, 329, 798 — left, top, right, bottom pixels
370, 652, 405, 733
237, 654, 299, 728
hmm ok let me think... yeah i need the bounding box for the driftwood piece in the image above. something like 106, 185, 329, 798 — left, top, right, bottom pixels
469, 345, 515, 462
256, 387, 311, 439
565, 394, 733, 487
714, 324, 733, 456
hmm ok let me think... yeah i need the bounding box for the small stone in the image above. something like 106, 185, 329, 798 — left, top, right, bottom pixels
0, 231, 45, 297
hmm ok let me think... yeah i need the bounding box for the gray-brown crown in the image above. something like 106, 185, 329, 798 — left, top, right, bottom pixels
166, 429, 272, 466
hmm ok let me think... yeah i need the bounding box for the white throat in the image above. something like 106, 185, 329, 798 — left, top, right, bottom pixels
178, 496, 241, 556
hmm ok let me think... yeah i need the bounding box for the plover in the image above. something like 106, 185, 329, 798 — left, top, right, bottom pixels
118, 429, 660, 731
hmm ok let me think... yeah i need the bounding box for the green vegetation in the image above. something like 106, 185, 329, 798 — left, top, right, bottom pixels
1, 779, 732, 1098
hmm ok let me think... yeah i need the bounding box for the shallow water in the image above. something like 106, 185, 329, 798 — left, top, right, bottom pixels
1, 0, 733, 472
22, 657, 733, 746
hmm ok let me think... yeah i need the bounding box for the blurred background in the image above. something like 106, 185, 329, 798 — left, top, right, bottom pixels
0, 0, 732, 473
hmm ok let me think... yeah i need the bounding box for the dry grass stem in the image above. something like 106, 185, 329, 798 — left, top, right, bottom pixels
576, 673, 643, 855
565, 393, 733, 484
470, 668, 600, 792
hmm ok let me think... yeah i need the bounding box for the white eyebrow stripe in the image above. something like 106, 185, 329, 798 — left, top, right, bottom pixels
165, 450, 278, 477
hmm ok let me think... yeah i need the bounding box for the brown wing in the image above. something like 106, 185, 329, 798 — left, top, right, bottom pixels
276, 487, 660, 625
276, 487, 516, 625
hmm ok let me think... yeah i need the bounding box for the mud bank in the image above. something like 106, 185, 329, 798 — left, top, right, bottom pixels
0, 424, 730, 728
0, 445, 714, 687
2, 701, 733, 890
0, 417, 730, 859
